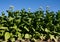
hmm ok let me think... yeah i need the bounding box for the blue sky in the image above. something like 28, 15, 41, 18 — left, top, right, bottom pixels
0, 0, 60, 15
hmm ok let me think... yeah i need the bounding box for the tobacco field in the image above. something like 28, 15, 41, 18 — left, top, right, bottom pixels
0, 7, 60, 42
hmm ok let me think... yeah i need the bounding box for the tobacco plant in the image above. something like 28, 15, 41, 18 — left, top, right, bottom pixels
0, 7, 60, 42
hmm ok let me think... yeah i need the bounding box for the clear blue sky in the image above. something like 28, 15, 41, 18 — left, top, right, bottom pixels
0, 0, 60, 15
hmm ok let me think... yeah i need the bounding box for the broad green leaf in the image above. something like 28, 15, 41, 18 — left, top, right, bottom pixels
0, 27, 8, 30
10, 38, 15, 42
17, 32, 22, 40
45, 28, 50, 32
49, 34, 55, 39
5, 32, 10, 40
25, 34, 30, 38
9, 16, 14, 21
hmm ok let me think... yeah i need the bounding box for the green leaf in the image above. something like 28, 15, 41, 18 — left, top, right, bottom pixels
9, 16, 14, 21
16, 32, 22, 40
25, 34, 30, 38
24, 26, 29, 32
5, 32, 10, 40
0, 27, 8, 30
10, 38, 15, 42
49, 34, 55, 39
45, 28, 50, 32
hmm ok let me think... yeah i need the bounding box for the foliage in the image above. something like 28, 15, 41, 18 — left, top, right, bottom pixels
0, 7, 60, 42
